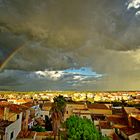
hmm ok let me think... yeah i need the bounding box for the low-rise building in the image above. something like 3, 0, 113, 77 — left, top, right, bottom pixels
0, 102, 23, 140
87, 103, 112, 115
40, 102, 52, 120
73, 108, 92, 120
99, 121, 114, 139
64, 102, 87, 121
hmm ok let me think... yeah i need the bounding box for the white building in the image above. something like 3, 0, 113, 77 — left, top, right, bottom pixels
0, 112, 22, 140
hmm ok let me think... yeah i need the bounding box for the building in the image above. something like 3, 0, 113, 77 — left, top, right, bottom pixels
110, 107, 140, 140
64, 102, 87, 121
40, 102, 52, 120
0, 102, 23, 140
87, 103, 112, 115
99, 121, 114, 139
73, 108, 92, 120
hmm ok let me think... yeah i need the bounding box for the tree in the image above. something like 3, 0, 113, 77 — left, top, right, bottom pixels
65, 115, 109, 140
53, 95, 66, 116
32, 125, 46, 132
49, 95, 66, 139
45, 115, 52, 131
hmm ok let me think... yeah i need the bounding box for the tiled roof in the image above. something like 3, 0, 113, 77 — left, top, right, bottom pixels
0, 101, 27, 114
99, 121, 111, 129
16, 99, 26, 103
21, 102, 35, 108
24, 99, 33, 102
132, 115, 140, 121
87, 104, 111, 110
18, 131, 36, 138
120, 127, 140, 136
36, 132, 54, 136
106, 115, 127, 126
0, 101, 10, 106
124, 107, 140, 115
112, 124, 127, 129
0, 107, 4, 119
0, 120, 13, 134
67, 101, 86, 105
43, 102, 52, 107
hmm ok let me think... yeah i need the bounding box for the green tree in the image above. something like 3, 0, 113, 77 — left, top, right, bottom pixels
65, 115, 109, 140
32, 125, 46, 132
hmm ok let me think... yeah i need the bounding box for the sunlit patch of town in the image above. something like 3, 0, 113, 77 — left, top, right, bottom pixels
0, 90, 140, 140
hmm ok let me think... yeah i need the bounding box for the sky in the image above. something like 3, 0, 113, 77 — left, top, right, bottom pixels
0, 0, 140, 91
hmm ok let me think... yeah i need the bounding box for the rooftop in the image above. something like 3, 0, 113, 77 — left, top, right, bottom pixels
131, 115, 140, 122
87, 103, 111, 110
124, 107, 140, 115
0, 120, 13, 134
18, 131, 36, 138
22, 102, 35, 108
106, 115, 127, 126
99, 121, 111, 129
0, 101, 28, 114
120, 127, 140, 136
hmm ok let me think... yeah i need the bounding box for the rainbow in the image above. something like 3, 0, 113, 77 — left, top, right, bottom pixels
0, 34, 125, 72
0, 42, 28, 72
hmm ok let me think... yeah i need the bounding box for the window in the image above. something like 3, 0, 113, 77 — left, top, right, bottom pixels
17, 115, 19, 120
83, 116, 87, 119
10, 131, 14, 140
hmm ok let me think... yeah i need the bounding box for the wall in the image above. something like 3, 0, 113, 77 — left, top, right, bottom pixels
94, 120, 99, 126
101, 129, 114, 139
64, 104, 87, 121
80, 114, 92, 120
40, 110, 49, 120
8, 112, 17, 122
129, 133, 140, 140
89, 109, 112, 115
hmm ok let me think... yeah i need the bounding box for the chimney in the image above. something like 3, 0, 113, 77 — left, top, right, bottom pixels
4, 107, 9, 120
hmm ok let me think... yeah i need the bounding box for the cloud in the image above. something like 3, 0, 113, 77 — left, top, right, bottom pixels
127, 0, 140, 9
0, 0, 140, 90
136, 10, 140, 16
127, 0, 140, 19
0, 67, 103, 91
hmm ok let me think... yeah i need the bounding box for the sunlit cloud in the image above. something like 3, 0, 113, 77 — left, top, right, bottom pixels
0, 67, 103, 90
127, 0, 140, 9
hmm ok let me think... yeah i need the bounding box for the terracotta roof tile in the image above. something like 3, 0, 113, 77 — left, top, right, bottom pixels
99, 121, 111, 129
88, 104, 111, 110
124, 107, 140, 115
120, 127, 140, 136
107, 115, 127, 125
0, 101, 28, 114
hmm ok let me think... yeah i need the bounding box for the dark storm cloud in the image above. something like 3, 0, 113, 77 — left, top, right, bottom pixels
0, 0, 140, 52
0, 0, 140, 90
